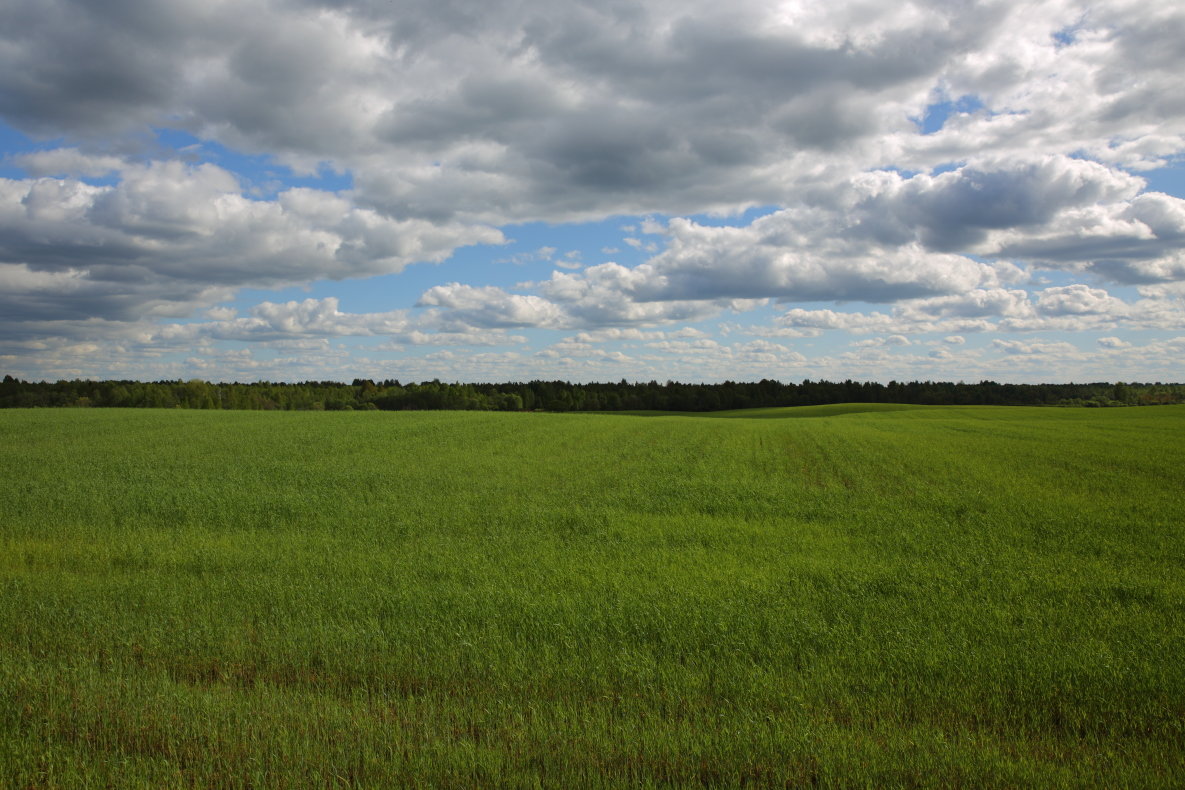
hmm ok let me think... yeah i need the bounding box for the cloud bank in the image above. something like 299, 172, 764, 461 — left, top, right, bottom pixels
0, 0, 1183, 381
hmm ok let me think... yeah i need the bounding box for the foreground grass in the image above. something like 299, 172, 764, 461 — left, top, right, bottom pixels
1, 406, 1183, 788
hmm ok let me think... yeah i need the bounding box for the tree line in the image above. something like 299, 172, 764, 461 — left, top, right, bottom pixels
2, 374, 1182, 411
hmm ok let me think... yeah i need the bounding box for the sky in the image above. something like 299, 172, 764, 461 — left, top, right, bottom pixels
1, 0, 1184, 384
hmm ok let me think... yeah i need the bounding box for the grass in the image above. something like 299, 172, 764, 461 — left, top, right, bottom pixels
692, 402, 931, 418
612, 403, 937, 418
1, 406, 1183, 788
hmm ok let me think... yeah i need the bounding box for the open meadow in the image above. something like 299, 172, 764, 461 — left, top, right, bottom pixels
1, 405, 1183, 788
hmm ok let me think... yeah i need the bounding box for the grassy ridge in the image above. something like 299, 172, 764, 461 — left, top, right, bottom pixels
618, 402, 933, 418
1, 407, 1183, 787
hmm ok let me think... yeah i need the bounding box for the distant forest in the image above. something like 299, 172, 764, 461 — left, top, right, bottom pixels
2, 375, 1183, 412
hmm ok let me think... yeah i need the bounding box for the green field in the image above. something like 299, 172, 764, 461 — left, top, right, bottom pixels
1, 406, 1183, 788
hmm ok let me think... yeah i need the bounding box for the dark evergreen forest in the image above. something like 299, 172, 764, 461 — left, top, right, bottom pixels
2, 375, 1182, 411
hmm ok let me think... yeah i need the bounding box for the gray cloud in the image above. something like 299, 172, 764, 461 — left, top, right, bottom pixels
426, 154, 1185, 332
4, 0, 1137, 224
0, 162, 501, 328
851, 156, 1143, 251
4, 1, 1182, 237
